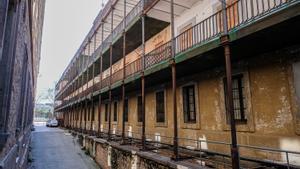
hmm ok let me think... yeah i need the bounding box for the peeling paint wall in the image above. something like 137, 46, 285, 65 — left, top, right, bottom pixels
94, 52, 300, 164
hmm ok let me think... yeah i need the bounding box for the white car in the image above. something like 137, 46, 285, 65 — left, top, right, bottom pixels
46, 119, 58, 127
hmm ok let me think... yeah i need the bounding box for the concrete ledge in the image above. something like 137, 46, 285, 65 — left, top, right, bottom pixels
77, 135, 209, 169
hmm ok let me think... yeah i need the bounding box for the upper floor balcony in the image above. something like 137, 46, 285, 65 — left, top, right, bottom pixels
54, 0, 300, 110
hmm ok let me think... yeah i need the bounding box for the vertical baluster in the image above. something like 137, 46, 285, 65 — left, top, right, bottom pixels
218, 11, 222, 34
203, 20, 206, 40
267, 0, 271, 10
286, 152, 290, 169
236, 1, 240, 26
245, 0, 249, 21
205, 19, 208, 40
208, 17, 211, 39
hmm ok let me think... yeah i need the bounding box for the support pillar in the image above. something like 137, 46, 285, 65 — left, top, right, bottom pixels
84, 99, 87, 133
221, 0, 240, 168
223, 39, 240, 169
121, 0, 127, 142
98, 24, 104, 137
108, 7, 114, 141
90, 45, 95, 135
170, 0, 179, 160
141, 12, 146, 150
80, 102, 83, 132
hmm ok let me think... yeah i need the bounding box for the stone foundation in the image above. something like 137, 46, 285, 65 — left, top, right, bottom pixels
75, 133, 206, 169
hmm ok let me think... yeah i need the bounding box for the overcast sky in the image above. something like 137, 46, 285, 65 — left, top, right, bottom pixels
37, 0, 107, 101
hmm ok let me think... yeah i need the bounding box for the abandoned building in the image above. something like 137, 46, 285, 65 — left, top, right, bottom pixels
54, 0, 300, 168
0, 0, 45, 168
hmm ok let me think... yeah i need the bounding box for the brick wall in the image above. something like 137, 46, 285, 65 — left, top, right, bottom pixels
0, 0, 45, 168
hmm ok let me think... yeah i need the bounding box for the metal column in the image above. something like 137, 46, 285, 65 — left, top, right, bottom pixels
121, 0, 127, 143
108, 7, 114, 141
98, 23, 104, 137
141, 5, 146, 150
221, 0, 240, 168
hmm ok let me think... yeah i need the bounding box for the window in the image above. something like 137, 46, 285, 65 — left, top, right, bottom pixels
182, 85, 196, 123
156, 91, 165, 123
137, 96, 142, 122
88, 106, 90, 121
223, 74, 247, 123
91, 106, 94, 121
124, 98, 128, 122
105, 104, 108, 122
113, 102, 118, 122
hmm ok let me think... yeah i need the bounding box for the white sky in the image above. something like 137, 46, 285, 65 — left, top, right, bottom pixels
37, 0, 107, 100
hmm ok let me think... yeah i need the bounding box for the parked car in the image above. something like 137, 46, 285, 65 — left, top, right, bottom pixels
46, 120, 51, 127
46, 119, 58, 127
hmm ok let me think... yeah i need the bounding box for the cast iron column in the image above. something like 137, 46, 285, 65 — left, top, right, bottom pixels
90, 62, 95, 135
80, 102, 83, 132
170, 0, 179, 160
108, 7, 114, 141
98, 24, 104, 137
141, 9, 146, 150
221, 0, 240, 168
121, 0, 127, 143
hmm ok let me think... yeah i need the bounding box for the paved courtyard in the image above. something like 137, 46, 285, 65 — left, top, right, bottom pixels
30, 122, 99, 169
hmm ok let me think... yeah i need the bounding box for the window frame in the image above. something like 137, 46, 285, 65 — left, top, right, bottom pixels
124, 98, 129, 122
223, 74, 247, 124
155, 90, 166, 123
104, 103, 108, 122
137, 95, 142, 122
182, 85, 197, 123
113, 101, 118, 122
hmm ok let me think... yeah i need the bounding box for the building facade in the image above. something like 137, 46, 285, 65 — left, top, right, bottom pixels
0, 0, 45, 168
55, 0, 300, 168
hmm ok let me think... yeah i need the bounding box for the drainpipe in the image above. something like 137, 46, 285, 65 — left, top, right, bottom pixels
221, 0, 240, 168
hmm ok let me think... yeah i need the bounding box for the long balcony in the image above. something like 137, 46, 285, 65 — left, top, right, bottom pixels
55, 0, 300, 111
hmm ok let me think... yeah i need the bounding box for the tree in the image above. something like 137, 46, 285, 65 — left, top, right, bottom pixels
43, 88, 55, 106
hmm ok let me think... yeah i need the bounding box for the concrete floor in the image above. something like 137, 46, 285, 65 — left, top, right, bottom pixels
30, 123, 99, 169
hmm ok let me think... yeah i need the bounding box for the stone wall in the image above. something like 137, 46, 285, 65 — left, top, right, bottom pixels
78, 135, 195, 169
67, 45, 300, 167
0, 0, 45, 168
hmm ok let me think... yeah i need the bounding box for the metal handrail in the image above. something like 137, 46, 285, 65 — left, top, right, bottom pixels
56, 0, 298, 110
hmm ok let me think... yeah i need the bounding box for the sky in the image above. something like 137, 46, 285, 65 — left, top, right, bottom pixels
37, 0, 106, 102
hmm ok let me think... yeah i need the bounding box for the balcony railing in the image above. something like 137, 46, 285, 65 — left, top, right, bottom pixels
125, 0, 143, 28
145, 41, 172, 69
125, 57, 142, 77
111, 69, 124, 84
56, 0, 144, 98
112, 21, 124, 40
175, 10, 223, 54
102, 77, 110, 88
56, 0, 298, 110
227, 0, 290, 30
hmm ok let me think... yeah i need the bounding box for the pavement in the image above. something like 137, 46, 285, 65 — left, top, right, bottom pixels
29, 122, 100, 169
